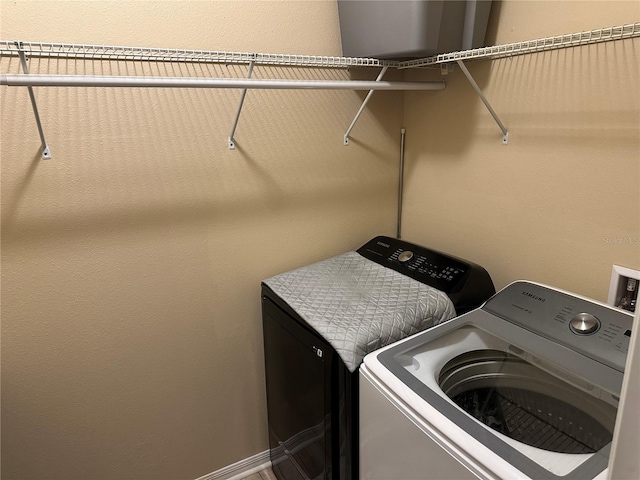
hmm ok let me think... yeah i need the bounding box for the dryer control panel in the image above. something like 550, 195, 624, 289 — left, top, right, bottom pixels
357, 236, 495, 314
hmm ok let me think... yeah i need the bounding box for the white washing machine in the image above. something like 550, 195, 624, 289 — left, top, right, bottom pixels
360, 281, 634, 479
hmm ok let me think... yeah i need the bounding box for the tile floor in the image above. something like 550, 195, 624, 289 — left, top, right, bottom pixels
239, 467, 277, 480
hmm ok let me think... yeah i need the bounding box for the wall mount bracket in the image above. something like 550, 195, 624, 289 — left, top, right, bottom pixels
228, 58, 255, 150
17, 42, 51, 159
456, 60, 509, 145
344, 66, 388, 146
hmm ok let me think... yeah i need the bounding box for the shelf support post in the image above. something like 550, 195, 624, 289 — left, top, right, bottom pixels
456, 60, 509, 145
344, 66, 388, 146
228, 59, 255, 150
17, 42, 51, 159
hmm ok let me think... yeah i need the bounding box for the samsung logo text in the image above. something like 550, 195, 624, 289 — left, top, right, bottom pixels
522, 291, 546, 302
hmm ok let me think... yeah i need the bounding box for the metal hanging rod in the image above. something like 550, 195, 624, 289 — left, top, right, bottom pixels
0, 40, 397, 69
398, 22, 640, 69
0, 74, 445, 90
0, 71, 443, 155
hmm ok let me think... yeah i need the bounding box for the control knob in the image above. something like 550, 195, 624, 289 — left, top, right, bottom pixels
569, 313, 600, 335
398, 251, 414, 263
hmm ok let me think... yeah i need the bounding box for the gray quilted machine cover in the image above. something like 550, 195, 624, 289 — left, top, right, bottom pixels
263, 251, 456, 372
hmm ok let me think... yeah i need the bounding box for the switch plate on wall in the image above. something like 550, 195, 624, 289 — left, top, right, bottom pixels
608, 265, 640, 309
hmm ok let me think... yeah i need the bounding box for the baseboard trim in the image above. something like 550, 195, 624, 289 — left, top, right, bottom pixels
195, 450, 271, 480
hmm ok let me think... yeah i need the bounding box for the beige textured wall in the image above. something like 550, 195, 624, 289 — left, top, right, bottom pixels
3, 1, 639, 479
402, 0, 640, 301
0, 1, 403, 479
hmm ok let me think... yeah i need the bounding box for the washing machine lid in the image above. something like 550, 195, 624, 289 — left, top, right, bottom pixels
366, 281, 634, 480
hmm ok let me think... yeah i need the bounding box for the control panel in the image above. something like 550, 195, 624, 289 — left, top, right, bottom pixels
483, 281, 634, 372
357, 236, 495, 314
389, 247, 468, 290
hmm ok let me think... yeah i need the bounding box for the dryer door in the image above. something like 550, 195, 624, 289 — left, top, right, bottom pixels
263, 296, 331, 479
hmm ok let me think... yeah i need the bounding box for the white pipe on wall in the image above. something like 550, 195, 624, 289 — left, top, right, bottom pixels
0, 74, 446, 91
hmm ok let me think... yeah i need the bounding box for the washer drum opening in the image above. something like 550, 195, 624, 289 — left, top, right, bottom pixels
438, 350, 617, 454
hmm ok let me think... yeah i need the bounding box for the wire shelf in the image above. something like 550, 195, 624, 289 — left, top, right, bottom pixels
1, 23, 637, 71
398, 22, 640, 68
1, 21, 638, 156
0, 40, 397, 69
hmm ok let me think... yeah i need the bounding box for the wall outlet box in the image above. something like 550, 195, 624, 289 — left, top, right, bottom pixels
608, 265, 640, 309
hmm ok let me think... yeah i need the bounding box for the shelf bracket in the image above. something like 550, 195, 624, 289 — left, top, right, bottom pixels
16, 42, 51, 159
344, 66, 388, 146
456, 60, 509, 145
228, 59, 255, 150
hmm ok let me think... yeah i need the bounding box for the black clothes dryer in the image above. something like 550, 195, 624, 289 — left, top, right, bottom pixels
262, 236, 495, 480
